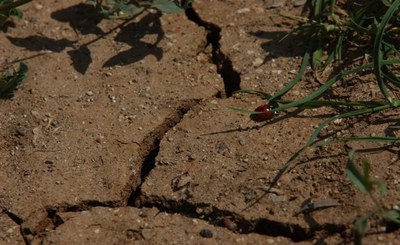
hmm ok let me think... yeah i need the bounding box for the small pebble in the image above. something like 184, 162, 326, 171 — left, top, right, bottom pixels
31, 110, 40, 118
34, 3, 43, 10
271, 0, 285, 8
255, 68, 263, 74
271, 69, 282, 75
333, 118, 342, 125
292, 90, 300, 96
217, 142, 228, 153
199, 229, 213, 238
196, 53, 208, 63
252, 58, 263, 67
236, 8, 250, 14
292, 0, 307, 7
15, 129, 25, 137
109, 95, 116, 103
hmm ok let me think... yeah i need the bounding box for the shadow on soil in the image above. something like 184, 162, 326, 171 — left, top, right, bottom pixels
51, 3, 105, 35
102, 12, 164, 68
7, 36, 75, 52
249, 31, 306, 63
6, 3, 165, 75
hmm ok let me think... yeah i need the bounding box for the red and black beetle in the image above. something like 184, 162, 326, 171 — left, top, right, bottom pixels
250, 102, 278, 122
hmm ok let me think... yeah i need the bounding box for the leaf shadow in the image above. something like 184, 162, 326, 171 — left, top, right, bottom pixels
249, 30, 306, 63
7, 35, 75, 52
1, 21, 16, 32
67, 46, 92, 75
50, 3, 105, 35
50, 3, 107, 74
7, 3, 165, 74
102, 12, 164, 67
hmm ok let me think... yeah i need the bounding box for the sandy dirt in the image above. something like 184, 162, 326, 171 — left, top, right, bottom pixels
0, 0, 399, 244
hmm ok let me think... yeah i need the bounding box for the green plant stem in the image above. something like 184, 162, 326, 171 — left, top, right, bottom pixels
314, 136, 400, 148
275, 102, 397, 183
268, 43, 312, 102
270, 59, 400, 113
369, 192, 384, 214
372, 0, 400, 103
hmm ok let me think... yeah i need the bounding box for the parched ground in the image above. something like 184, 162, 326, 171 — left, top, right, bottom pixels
0, 0, 399, 244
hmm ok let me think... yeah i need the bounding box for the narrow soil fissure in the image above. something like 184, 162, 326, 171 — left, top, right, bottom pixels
17, 100, 200, 244
136, 195, 346, 242
126, 7, 347, 242
127, 145, 159, 206
124, 99, 200, 205
13, 7, 358, 243
18, 202, 121, 244
185, 7, 241, 98
4, 210, 29, 245
5, 210, 24, 225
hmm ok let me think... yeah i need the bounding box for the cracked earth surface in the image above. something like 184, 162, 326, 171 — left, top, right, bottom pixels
1, 0, 399, 244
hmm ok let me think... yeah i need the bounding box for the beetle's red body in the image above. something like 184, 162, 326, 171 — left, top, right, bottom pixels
250, 102, 278, 121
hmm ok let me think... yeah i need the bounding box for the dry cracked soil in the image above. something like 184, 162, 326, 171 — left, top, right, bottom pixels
1, 0, 399, 244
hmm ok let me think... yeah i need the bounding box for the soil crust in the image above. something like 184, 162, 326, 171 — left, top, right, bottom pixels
0, 0, 399, 244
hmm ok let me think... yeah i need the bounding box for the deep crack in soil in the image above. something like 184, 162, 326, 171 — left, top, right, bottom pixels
126, 99, 200, 206
137, 194, 346, 242
7, 5, 362, 244
130, 7, 347, 243
21, 7, 344, 244
4, 210, 24, 225
185, 7, 241, 98
18, 100, 202, 244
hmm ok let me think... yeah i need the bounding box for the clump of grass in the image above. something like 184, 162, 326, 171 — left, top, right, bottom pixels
229, 0, 400, 242
230, 1, 400, 172
0, 0, 32, 27
0, 63, 28, 98
346, 150, 400, 245
88, 0, 193, 19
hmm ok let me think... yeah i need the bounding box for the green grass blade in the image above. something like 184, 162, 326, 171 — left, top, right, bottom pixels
321, 33, 345, 70
312, 42, 323, 70
150, 0, 186, 13
372, 0, 400, 102
382, 40, 400, 57
373, 180, 387, 196
346, 150, 370, 193
354, 215, 370, 245
271, 60, 400, 113
226, 106, 262, 115
383, 71, 400, 88
382, 210, 400, 224
268, 44, 312, 102
305, 104, 392, 147
314, 136, 400, 148
275, 103, 393, 178
0, 63, 28, 97
233, 89, 273, 100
